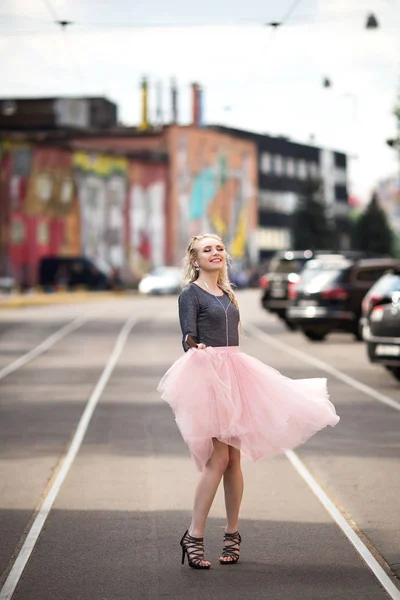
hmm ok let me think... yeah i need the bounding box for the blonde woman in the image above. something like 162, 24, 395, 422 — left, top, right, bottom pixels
157, 234, 339, 570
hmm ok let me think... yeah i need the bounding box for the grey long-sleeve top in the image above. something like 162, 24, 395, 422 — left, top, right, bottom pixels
178, 283, 240, 352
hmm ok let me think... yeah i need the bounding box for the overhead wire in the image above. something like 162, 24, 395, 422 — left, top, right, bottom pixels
280, 0, 306, 25
239, 0, 306, 92
39, 0, 86, 91
0, 7, 386, 36
41, 0, 60, 22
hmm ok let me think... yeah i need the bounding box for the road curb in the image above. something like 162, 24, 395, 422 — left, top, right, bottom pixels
0, 291, 134, 309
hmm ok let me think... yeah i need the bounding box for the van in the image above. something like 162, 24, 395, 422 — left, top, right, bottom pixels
38, 256, 112, 291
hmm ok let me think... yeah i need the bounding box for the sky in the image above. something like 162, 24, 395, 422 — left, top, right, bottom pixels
1, 0, 399, 203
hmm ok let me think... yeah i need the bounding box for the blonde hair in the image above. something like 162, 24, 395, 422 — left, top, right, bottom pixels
183, 234, 240, 310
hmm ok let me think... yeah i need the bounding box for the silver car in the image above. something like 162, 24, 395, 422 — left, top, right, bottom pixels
138, 267, 183, 295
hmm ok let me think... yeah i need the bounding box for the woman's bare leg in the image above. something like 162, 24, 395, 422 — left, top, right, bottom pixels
189, 439, 229, 537
220, 445, 243, 563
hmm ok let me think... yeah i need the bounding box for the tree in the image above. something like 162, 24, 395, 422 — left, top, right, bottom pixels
291, 177, 336, 250
351, 192, 393, 256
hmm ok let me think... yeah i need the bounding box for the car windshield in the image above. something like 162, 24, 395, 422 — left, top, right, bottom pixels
150, 267, 181, 277
367, 272, 400, 296
92, 257, 112, 275
269, 258, 307, 274
298, 268, 343, 291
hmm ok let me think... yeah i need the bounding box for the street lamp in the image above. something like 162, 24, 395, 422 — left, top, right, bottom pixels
365, 13, 379, 29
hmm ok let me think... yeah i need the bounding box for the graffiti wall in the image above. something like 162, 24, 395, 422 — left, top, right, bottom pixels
73, 152, 128, 270
0, 143, 77, 285
167, 126, 258, 266
128, 160, 167, 275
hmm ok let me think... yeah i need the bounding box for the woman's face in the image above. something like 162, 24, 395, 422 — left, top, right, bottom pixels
194, 237, 226, 273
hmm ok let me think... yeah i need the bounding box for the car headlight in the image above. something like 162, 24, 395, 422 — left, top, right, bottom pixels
370, 307, 384, 322
138, 280, 152, 293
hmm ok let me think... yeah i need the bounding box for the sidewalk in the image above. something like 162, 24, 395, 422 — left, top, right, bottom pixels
0, 289, 132, 309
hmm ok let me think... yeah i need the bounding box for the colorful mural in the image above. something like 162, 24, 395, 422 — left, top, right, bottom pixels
0, 143, 77, 286
25, 147, 74, 219
128, 161, 167, 275
168, 127, 258, 266
1, 126, 258, 285
73, 152, 128, 270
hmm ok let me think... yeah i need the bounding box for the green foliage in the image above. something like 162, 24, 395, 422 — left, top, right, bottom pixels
391, 233, 400, 258
351, 192, 393, 256
291, 178, 336, 250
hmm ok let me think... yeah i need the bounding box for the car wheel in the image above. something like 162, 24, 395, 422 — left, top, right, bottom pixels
385, 366, 400, 381
283, 317, 298, 331
302, 328, 328, 342
353, 319, 363, 342
367, 343, 376, 361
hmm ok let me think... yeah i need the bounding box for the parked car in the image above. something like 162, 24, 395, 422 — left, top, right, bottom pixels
260, 250, 314, 329
360, 268, 400, 338
0, 275, 15, 294
287, 258, 400, 341
364, 297, 400, 381
38, 256, 115, 291
260, 250, 363, 330
138, 267, 183, 295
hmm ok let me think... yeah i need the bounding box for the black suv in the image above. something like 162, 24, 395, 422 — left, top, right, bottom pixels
38, 256, 114, 291
260, 250, 314, 329
260, 250, 364, 329
364, 295, 400, 381
287, 258, 400, 341
360, 268, 400, 338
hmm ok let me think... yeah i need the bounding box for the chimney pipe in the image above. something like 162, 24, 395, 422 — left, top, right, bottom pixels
139, 76, 150, 130
191, 82, 201, 126
171, 78, 178, 124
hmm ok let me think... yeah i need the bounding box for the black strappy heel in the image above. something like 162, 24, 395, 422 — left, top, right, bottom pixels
219, 531, 242, 565
180, 530, 211, 569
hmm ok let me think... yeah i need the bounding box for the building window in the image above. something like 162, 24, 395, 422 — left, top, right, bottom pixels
334, 167, 347, 185
259, 191, 297, 214
11, 219, 25, 244
274, 155, 283, 175
281, 156, 287, 176
309, 163, 319, 179
298, 160, 307, 180
257, 227, 290, 250
37, 221, 49, 245
260, 152, 271, 174
286, 158, 295, 178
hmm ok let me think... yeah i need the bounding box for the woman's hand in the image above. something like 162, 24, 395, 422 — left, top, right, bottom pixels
197, 343, 207, 350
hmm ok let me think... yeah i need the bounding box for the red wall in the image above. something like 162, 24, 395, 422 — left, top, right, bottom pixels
4, 145, 74, 286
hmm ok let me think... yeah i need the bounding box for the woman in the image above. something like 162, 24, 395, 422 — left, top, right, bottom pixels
157, 234, 339, 570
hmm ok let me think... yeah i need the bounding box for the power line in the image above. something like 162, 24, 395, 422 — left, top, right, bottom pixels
281, 0, 306, 25
40, 0, 85, 90
0, 6, 386, 35
41, 0, 60, 23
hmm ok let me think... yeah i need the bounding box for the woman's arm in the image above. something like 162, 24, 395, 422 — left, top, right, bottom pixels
178, 286, 199, 352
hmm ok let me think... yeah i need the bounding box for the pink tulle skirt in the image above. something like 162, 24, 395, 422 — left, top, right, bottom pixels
157, 346, 340, 471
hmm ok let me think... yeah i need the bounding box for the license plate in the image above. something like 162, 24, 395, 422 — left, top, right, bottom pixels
271, 288, 285, 298
375, 344, 400, 357
298, 300, 317, 307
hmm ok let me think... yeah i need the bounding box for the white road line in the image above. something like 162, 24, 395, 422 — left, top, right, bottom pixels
246, 322, 400, 413
285, 450, 400, 600
0, 316, 137, 600
0, 316, 88, 382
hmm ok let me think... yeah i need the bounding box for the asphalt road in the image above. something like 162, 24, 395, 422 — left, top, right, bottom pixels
0, 290, 400, 600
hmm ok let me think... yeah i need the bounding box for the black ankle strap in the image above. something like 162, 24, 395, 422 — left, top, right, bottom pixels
224, 531, 241, 541
186, 532, 204, 542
